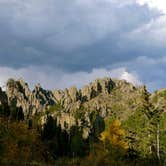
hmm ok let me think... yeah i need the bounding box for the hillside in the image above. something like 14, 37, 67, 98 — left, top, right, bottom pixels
0, 77, 165, 166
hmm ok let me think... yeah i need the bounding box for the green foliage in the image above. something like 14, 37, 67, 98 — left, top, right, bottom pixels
159, 112, 166, 156
122, 108, 153, 156
123, 108, 148, 132
70, 126, 89, 157
89, 111, 105, 143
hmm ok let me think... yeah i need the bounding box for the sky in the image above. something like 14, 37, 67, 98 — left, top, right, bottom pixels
0, 0, 166, 91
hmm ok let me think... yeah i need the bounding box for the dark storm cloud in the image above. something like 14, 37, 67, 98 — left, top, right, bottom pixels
0, 0, 166, 91
0, 0, 160, 70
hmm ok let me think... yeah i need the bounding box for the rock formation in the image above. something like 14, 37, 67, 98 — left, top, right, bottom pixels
1, 77, 148, 138
6, 79, 56, 117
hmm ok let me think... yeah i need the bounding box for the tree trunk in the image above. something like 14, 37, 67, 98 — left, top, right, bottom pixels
148, 133, 152, 154
156, 123, 160, 160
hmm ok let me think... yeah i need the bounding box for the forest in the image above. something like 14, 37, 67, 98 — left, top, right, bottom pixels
0, 78, 166, 166
0, 89, 165, 166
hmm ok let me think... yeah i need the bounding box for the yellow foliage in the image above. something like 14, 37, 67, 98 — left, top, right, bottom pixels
100, 130, 109, 142
100, 119, 128, 149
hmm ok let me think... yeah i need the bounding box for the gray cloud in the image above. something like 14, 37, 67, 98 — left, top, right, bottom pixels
0, 0, 165, 91
0, 65, 141, 91
110, 55, 166, 91
0, 0, 159, 69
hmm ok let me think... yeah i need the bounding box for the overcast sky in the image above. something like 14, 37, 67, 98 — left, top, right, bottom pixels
0, 0, 166, 91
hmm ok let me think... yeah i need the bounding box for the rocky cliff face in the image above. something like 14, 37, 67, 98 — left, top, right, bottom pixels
52, 78, 115, 105
4, 77, 115, 116
4, 78, 145, 114
6, 79, 32, 117
2, 77, 148, 138
6, 79, 56, 118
